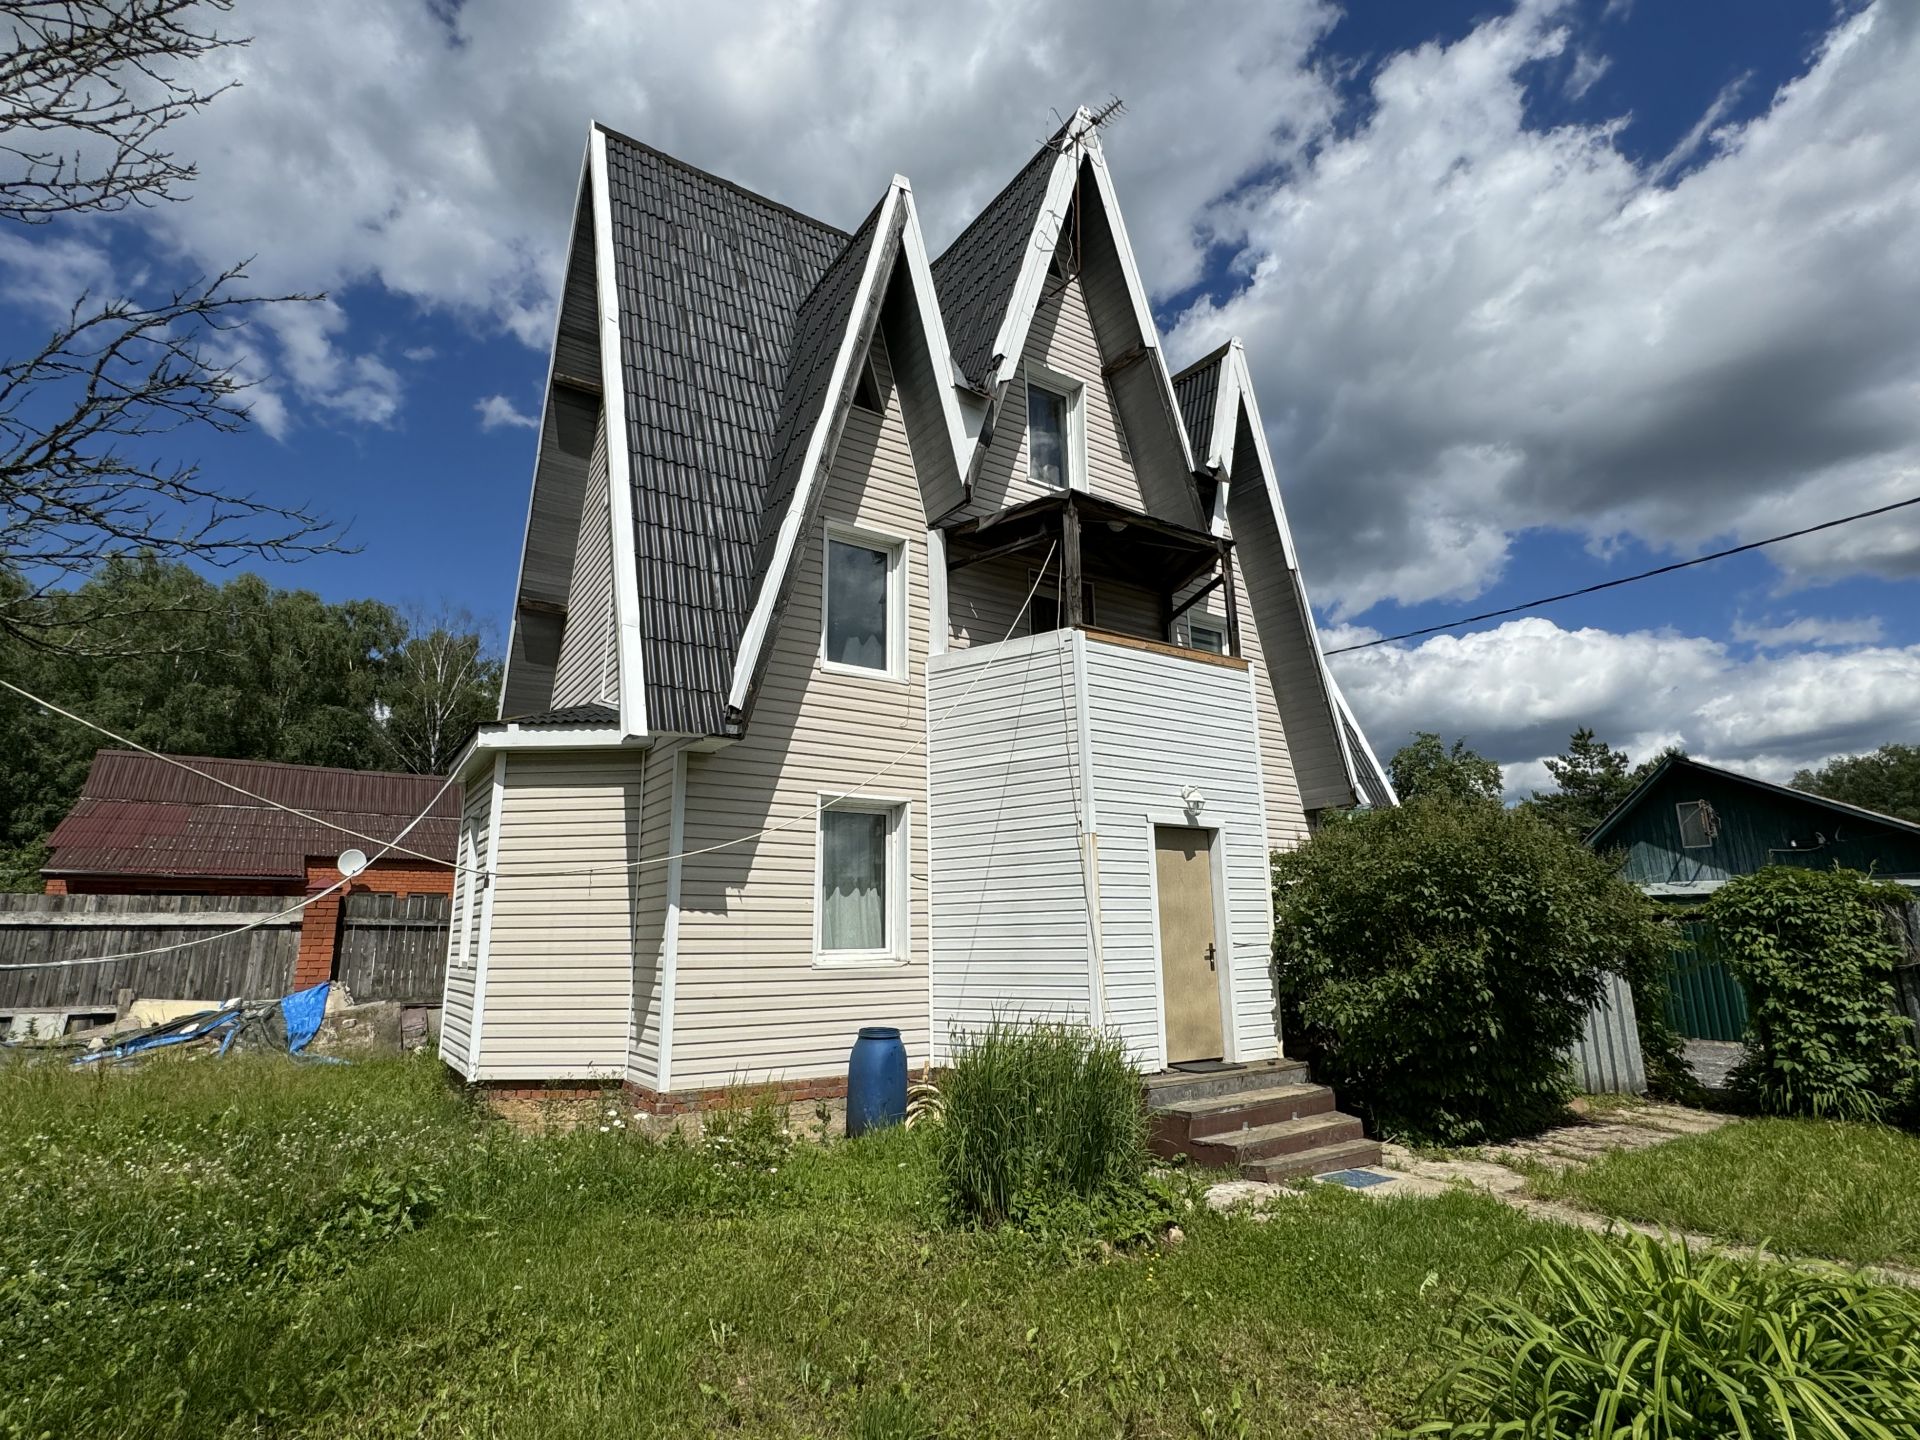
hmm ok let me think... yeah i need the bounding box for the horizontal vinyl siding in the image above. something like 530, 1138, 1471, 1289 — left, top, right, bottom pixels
436, 770, 493, 1074
968, 273, 1145, 518
476, 752, 641, 1080
946, 553, 1162, 651
1228, 552, 1310, 850
672, 334, 931, 1090
627, 740, 685, 1090
928, 632, 1093, 1062
550, 410, 617, 708
1084, 636, 1279, 1067
1228, 428, 1354, 813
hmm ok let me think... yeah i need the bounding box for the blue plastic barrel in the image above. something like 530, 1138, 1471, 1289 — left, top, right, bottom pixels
846, 1026, 907, 1137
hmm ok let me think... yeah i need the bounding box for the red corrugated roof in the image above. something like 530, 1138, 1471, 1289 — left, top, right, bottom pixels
44, 750, 459, 880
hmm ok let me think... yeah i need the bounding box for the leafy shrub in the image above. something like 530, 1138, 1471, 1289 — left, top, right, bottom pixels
1407, 1235, 1920, 1436
1706, 866, 1918, 1121
1272, 799, 1665, 1144
934, 1020, 1166, 1241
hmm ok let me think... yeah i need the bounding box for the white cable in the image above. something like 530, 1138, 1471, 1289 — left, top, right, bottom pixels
501, 543, 1061, 876
0, 768, 463, 971
0, 677, 482, 876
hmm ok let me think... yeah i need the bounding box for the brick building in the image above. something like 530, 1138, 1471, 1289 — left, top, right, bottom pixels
43, 750, 459, 989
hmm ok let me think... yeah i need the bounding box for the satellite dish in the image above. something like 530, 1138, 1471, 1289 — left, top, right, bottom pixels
337, 848, 369, 878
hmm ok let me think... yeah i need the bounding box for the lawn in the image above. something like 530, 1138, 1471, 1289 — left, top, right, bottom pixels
1530, 1115, 1920, 1270
0, 1052, 1574, 1439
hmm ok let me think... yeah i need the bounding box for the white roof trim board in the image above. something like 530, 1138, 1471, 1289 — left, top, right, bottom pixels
588, 128, 650, 739
897, 189, 974, 473
1202, 340, 1397, 807
727, 182, 923, 712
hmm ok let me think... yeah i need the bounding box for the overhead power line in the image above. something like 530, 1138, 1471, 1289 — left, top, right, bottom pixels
1323, 493, 1920, 656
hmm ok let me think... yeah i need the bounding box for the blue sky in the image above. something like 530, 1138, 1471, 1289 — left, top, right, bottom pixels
3, 0, 1915, 792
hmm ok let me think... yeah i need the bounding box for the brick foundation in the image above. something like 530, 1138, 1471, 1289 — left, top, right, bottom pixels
460, 1071, 861, 1115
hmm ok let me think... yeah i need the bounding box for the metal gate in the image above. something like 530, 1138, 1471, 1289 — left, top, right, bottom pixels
1663, 916, 1749, 1042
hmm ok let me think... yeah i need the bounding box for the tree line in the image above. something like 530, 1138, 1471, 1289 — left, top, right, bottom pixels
1387, 727, 1920, 832
0, 558, 499, 889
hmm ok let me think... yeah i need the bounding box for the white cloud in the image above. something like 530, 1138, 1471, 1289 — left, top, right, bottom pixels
121, 0, 1342, 428
1331, 615, 1920, 798
475, 393, 539, 432
1731, 614, 1884, 649
1170, 1, 1920, 613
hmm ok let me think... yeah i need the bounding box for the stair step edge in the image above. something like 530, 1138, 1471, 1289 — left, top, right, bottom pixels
1151, 1082, 1331, 1116
1243, 1139, 1384, 1182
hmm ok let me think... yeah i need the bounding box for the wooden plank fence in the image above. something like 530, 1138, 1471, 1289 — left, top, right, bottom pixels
0, 895, 298, 1017
336, 893, 449, 1005
0, 892, 450, 1020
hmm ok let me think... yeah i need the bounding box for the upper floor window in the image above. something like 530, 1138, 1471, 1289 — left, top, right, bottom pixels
822, 526, 906, 679
1026, 363, 1085, 492
1187, 618, 1226, 655
1676, 799, 1719, 849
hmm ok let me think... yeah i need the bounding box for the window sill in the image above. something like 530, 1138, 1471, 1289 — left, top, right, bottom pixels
812, 952, 910, 970
817, 659, 909, 684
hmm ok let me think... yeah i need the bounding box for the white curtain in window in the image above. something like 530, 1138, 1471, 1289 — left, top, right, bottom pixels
1028, 384, 1066, 488
826, 539, 889, 669
821, 808, 888, 951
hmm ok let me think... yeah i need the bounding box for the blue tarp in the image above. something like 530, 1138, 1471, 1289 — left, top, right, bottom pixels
281, 982, 329, 1054
73, 982, 333, 1065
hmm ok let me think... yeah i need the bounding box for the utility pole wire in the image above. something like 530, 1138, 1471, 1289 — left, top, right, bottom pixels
1323, 493, 1920, 656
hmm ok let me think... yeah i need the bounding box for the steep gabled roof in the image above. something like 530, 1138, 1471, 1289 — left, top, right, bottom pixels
931, 140, 1063, 391
1172, 340, 1398, 810
1587, 754, 1920, 849
43, 751, 459, 879
599, 127, 853, 736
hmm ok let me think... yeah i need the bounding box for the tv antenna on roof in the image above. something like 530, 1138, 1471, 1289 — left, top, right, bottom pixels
1087, 95, 1127, 129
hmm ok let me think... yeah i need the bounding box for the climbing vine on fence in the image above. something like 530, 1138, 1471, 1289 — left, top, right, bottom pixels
1704, 866, 1917, 1123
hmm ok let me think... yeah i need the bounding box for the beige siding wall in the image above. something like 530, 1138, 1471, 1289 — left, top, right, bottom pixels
476, 751, 642, 1080
551, 409, 617, 708
969, 273, 1145, 518
627, 738, 688, 1091
672, 334, 932, 1089
946, 552, 1162, 650
1228, 419, 1355, 814
436, 766, 494, 1075
1229, 550, 1311, 850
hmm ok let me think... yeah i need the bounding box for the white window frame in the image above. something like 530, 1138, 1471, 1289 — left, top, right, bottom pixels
819, 522, 909, 682
452, 823, 479, 970
1185, 614, 1228, 654
1024, 361, 1087, 494
812, 793, 911, 968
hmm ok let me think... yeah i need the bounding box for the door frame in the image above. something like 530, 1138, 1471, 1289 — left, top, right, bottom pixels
1141, 809, 1238, 1070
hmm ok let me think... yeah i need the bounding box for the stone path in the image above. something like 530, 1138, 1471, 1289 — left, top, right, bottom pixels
1683, 1039, 1742, 1092
1201, 1099, 1920, 1288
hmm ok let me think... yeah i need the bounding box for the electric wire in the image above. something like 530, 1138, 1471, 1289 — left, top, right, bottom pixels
1322, 493, 1920, 655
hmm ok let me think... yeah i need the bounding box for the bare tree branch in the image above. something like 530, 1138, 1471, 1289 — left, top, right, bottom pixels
1, 0, 243, 223
0, 262, 350, 646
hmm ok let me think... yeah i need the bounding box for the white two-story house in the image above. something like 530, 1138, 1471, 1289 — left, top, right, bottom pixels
439, 109, 1394, 1107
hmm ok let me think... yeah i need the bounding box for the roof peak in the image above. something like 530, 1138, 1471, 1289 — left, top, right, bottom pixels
591, 120, 850, 240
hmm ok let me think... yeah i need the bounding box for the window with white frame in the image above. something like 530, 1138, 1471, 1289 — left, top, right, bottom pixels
1026, 364, 1084, 492
821, 527, 905, 678
816, 799, 907, 961
1187, 617, 1226, 654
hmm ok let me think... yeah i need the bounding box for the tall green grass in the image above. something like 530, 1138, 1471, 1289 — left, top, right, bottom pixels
932, 1019, 1149, 1231
1407, 1235, 1920, 1437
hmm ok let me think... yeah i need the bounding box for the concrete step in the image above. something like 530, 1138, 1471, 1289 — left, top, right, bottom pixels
1242, 1138, 1385, 1183
1141, 1059, 1309, 1107
1152, 1082, 1337, 1140
1187, 1110, 1364, 1167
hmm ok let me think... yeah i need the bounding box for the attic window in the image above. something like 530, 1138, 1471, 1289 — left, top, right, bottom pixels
1676, 800, 1720, 849
851, 352, 883, 413
1025, 363, 1085, 492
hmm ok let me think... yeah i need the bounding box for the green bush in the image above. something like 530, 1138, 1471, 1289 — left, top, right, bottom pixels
1407, 1235, 1920, 1436
1706, 866, 1918, 1121
1272, 799, 1664, 1145
933, 1020, 1166, 1241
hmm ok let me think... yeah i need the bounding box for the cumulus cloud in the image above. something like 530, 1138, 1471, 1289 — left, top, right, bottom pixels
1731, 615, 1884, 649
1330, 616, 1920, 797
1170, 1, 1920, 613
122, 0, 1342, 428
475, 394, 539, 432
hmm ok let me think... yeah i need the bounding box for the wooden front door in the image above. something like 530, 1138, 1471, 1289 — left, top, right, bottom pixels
1154, 826, 1224, 1063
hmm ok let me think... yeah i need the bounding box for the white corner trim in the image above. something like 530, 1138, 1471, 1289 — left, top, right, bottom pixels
898, 191, 972, 469
466, 752, 508, 1082
727, 184, 906, 712
1226, 346, 1385, 805
986, 145, 1079, 389
499, 144, 593, 720
926, 527, 949, 658
657, 748, 686, 1094
1208, 342, 1243, 476
1069, 629, 1107, 1028
588, 127, 649, 741
1082, 129, 1197, 477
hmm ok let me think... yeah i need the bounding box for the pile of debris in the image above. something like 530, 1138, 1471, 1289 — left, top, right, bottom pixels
2, 983, 408, 1065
